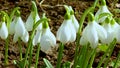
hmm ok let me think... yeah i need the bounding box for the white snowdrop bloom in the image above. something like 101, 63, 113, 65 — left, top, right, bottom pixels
69, 6, 79, 32
80, 21, 107, 48
101, 23, 115, 44
101, 19, 120, 44
110, 20, 120, 44
25, 12, 40, 31
13, 17, 29, 43
95, 5, 111, 23
0, 22, 8, 39
57, 18, 76, 44
40, 27, 56, 53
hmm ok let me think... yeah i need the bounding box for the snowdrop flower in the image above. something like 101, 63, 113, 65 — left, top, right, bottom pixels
80, 13, 107, 48
25, 1, 40, 31
13, 16, 29, 43
102, 18, 120, 44
0, 22, 8, 39
40, 21, 56, 53
69, 6, 79, 32
57, 12, 76, 44
95, 0, 111, 23
25, 12, 40, 31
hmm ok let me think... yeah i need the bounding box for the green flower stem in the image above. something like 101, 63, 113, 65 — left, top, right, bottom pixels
18, 38, 23, 61
4, 37, 9, 65
56, 43, 64, 68
23, 30, 35, 68
73, 0, 99, 67
83, 48, 93, 68
23, 18, 46, 68
97, 39, 116, 68
10, 7, 20, 21
88, 48, 96, 68
28, 43, 33, 68
35, 43, 41, 68
78, 45, 88, 67
73, 7, 93, 68
113, 51, 120, 68
103, 41, 116, 67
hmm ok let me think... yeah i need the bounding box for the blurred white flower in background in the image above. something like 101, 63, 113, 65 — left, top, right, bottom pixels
80, 20, 107, 48
13, 16, 29, 43
25, 12, 40, 31
95, 5, 111, 23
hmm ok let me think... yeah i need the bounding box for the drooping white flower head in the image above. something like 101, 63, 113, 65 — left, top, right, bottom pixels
101, 23, 115, 44
25, 12, 40, 31
40, 28, 56, 53
95, 0, 111, 23
13, 16, 29, 43
100, 17, 120, 44
57, 18, 76, 44
57, 5, 77, 44
80, 13, 107, 48
25, 1, 40, 31
40, 21, 56, 53
0, 22, 8, 39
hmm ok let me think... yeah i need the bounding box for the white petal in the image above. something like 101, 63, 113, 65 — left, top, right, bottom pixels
21, 30, 29, 43
82, 22, 98, 48
35, 13, 40, 22
0, 22, 8, 39
71, 15, 79, 32
80, 36, 88, 46
57, 20, 71, 44
13, 33, 19, 43
25, 13, 34, 31
36, 23, 42, 31
94, 21, 107, 42
15, 17, 26, 37
9, 19, 15, 35
32, 30, 42, 45
69, 20, 76, 42
40, 28, 56, 53
116, 29, 120, 43
102, 23, 115, 44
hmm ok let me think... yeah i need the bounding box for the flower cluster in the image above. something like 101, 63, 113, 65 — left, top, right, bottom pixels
80, 1, 120, 48
0, 0, 120, 54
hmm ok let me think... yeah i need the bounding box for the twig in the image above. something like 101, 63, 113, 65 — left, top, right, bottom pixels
36, 0, 46, 13
36, 0, 64, 12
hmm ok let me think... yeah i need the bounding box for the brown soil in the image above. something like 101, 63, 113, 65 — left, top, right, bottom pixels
0, 0, 120, 68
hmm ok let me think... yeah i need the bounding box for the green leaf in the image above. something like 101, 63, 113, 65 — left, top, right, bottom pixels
43, 58, 54, 68
98, 44, 108, 52
62, 61, 71, 68
13, 59, 28, 68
